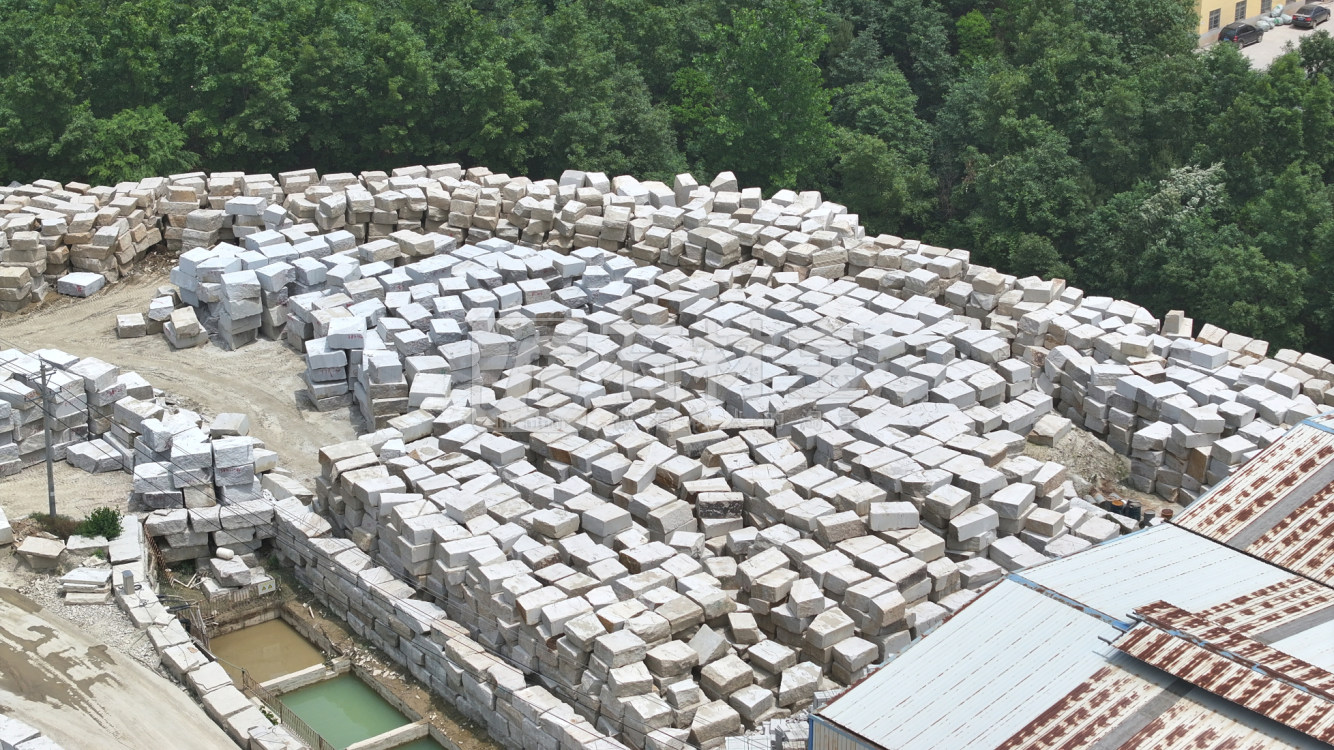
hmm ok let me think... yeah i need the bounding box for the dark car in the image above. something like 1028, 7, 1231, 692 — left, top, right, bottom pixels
1294, 5, 1331, 27
1219, 21, 1264, 46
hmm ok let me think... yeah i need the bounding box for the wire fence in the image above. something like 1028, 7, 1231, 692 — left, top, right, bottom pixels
239, 668, 338, 750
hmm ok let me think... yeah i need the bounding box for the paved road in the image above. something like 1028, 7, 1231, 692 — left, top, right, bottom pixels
1240, 20, 1328, 68
0, 586, 235, 750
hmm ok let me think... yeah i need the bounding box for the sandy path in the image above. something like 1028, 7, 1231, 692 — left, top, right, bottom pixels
0, 586, 236, 750
0, 265, 357, 485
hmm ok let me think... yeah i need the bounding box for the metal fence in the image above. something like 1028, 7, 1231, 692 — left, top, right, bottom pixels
197, 579, 287, 621
141, 520, 164, 589
239, 668, 336, 750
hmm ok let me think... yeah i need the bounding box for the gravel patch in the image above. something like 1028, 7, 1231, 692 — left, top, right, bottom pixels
19, 569, 167, 677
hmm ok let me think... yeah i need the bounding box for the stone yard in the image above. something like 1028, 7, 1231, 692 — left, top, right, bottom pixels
3, 163, 1332, 750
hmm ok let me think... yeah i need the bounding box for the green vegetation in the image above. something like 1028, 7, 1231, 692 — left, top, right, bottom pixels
76, 506, 123, 540
28, 512, 79, 539
2, 0, 1333, 352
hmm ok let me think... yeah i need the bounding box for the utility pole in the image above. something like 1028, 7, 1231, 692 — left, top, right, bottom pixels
38, 361, 55, 518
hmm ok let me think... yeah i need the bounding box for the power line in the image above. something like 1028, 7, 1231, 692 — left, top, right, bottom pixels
0, 341, 714, 748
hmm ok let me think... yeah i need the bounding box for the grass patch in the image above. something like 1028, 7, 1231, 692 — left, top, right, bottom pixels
28, 512, 80, 539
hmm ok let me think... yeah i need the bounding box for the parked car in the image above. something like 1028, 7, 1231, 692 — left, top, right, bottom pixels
1294, 5, 1331, 28
1219, 21, 1264, 46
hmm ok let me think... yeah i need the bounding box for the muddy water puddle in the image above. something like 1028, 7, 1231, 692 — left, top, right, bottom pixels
209, 618, 325, 684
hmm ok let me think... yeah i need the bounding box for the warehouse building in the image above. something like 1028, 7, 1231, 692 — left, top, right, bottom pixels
812, 413, 1334, 749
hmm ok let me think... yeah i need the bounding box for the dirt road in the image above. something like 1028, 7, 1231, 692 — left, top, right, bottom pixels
1, 461, 133, 526
0, 585, 236, 750
0, 265, 356, 485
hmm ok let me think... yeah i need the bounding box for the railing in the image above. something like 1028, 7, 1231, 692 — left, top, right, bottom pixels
239, 668, 337, 750
198, 579, 288, 620
185, 604, 210, 652
141, 520, 164, 590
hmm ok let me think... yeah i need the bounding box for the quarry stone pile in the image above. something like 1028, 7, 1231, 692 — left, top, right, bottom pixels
0, 178, 164, 309
8, 162, 1334, 750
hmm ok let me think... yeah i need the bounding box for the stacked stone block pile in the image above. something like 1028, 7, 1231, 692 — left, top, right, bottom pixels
10, 161, 1334, 750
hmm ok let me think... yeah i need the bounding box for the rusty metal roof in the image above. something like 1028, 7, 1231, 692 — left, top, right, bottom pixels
995, 661, 1174, 750
1173, 418, 1334, 586
997, 659, 1325, 750
1113, 601, 1334, 744
1196, 576, 1334, 639
1114, 689, 1322, 750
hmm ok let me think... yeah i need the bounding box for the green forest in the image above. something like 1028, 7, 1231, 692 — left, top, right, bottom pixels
3, 0, 1334, 354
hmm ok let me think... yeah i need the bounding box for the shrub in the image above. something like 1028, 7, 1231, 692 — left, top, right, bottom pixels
77, 506, 123, 540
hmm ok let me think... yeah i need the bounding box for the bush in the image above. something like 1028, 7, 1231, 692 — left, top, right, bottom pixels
28, 512, 80, 539
77, 507, 123, 540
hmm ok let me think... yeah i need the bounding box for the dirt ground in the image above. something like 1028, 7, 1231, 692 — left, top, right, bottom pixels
1025, 424, 1182, 514
1, 461, 133, 526
0, 262, 357, 484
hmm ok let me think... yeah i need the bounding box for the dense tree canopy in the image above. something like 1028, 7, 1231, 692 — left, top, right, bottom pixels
2, 0, 1333, 353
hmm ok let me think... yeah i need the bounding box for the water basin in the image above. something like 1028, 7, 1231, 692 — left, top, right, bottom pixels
209, 618, 325, 684
279, 673, 410, 749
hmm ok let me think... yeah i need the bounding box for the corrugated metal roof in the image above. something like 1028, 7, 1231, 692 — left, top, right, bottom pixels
1272, 617, 1334, 672
817, 579, 1120, 750
1114, 602, 1334, 744
1246, 483, 1334, 583
1173, 419, 1334, 585
1117, 687, 1327, 750
1305, 412, 1334, 432
1018, 524, 1294, 622
995, 659, 1176, 749
1130, 601, 1334, 693
996, 657, 1329, 750
1196, 576, 1334, 639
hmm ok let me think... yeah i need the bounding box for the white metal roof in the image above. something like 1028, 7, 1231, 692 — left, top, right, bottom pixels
817, 579, 1120, 750
1019, 524, 1294, 622
1271, 617, 1334, 672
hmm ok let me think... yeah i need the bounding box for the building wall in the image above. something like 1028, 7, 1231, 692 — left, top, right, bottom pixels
1197, 0, 1297, 39
809, 716, 881, 750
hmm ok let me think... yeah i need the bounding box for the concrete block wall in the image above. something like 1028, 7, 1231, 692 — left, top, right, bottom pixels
0, 347, 291, 598
272, 510, 633, 750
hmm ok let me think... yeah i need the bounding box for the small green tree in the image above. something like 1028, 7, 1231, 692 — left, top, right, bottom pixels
77, 507, 123, 540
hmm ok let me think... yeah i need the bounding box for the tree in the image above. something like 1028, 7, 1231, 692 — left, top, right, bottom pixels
827, 129, 934, 234
832, 65, 932, 163
956, 10, 995, 67
1299, 29, 1334, 79
1079, 165, 1308, 348
672, 1, 834, 188
825, 0, 957, 109
56, 104, 195, 184
951, 115, 1091, 268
